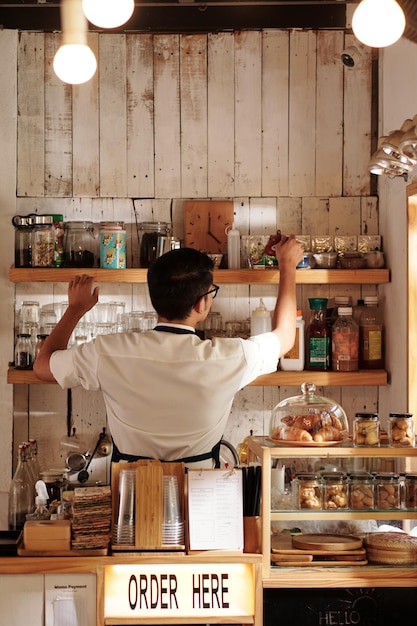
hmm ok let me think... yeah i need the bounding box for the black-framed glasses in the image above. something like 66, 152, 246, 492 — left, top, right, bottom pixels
198, 284, 220, 301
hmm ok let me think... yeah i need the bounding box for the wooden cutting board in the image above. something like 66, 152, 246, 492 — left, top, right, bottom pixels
270, 532, 367, 566
292, 533, 363, 551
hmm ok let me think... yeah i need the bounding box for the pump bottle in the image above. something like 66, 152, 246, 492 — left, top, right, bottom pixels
251, 298, 272, 336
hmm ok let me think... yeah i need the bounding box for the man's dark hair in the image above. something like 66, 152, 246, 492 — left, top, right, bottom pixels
147, 248, 214, 320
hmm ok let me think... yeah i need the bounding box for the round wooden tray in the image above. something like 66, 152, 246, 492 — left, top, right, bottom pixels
292, 533, 363, 551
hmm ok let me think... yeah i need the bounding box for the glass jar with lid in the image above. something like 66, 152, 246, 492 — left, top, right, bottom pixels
388, 413, 415, 447
63, 221, 96, 268
295, 473, 322, 509
322, 472, 348, 509
15, 333, 33, 369
348, 472, 375, 510
99, 222, 126, 269
375, 472, 401, 510
12, 214, 33, 268
404, 474, 417, 510
32, 215, 55, 267
269, 382, 349, 444
353, 412, 380, 447
138, 222, 172, 268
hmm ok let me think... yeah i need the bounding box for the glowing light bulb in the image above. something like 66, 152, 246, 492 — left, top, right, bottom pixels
352, 0, 405, 48
53, 44, 97, 85
82, 0, 134, 29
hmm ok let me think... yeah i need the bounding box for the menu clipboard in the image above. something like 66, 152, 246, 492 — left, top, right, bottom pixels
187, 469, 243, 551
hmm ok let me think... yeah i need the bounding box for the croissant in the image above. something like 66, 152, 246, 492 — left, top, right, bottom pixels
272, 424, 313, 442
290, 414, 322, 432
312, 425, 343, 442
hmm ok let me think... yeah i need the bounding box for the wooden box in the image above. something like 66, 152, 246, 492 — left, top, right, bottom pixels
23, 520, 71, 551
111, 460, 186, 551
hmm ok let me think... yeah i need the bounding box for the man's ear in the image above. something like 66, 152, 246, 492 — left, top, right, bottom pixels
194, 296, 206, 314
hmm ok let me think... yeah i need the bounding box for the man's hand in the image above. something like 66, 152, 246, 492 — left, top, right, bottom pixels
68, 274, 99, 317
274, 235, 304, 269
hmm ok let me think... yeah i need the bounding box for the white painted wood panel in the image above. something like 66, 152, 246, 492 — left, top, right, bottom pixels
0, 574, 43, 625
17, 32, 45, 197
180, 34, 208, 198
234, 31, 262, 197
126, 34, 155, 198
154, 34, 181, 198
207, 32, 235, 197
73, 33, 100, 198
99, 34, 128, 197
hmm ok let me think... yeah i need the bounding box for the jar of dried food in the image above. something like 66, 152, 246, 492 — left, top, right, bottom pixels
349, 472, 375, 510
63, 221, 96, 268
322, 472, 349, 510
388, 413, 415, 447
375, 472, 401, 510
295, 473, 322, 509
353, 412, 380, 447
15, 333, 33, 369
32, 215, 55, 268
138, 222, 171, 268
404, 474, 417, 510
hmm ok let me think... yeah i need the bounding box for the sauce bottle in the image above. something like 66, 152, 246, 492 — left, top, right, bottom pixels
359, 295, 384, 369
331, 306, 359, 371
305, 298, 330, 371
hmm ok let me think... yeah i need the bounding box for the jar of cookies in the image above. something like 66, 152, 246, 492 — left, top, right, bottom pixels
269, 382, 349, 444
353, 412, 380, 447
375, 472, 401, 510
295, 473, 322, 509
322, 472, 348, 509
388, 413, 415, 447
349, 472, 375, 510
404, 474, 417, 510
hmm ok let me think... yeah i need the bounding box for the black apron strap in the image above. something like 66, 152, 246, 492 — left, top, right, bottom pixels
111, 438, 222, 468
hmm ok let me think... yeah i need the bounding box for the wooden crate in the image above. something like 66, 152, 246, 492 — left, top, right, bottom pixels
111, 460, 186, 551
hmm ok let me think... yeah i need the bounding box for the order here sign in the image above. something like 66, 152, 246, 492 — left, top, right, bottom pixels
104, 562, 255, 619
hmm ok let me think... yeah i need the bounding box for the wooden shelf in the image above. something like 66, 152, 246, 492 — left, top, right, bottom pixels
9, 267, 390, 285
7, 367, 388, 386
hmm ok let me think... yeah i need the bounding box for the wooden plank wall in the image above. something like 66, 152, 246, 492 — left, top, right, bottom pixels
11, 29, 379, 476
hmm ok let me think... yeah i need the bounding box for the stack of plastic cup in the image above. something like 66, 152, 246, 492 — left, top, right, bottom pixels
112, 468, 136, 545
162, 475, 184, 545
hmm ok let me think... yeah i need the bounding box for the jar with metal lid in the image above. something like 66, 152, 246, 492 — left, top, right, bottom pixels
32, 215, 55, 267
348, 472, 375, 510
322, 472, 348, 509
40, 470, 68, 503
99, 221, 126, 269
295, 473, 322, 509
404, 474, 417, 509
353, 412, 380, 447
138, 221, 172, 268
375, 472, 401, 510
388, 413, 415, 447
269, 382, 349, 444
12, 214, 33, 267
63, 221, 96, 268
15, 333, 33, 369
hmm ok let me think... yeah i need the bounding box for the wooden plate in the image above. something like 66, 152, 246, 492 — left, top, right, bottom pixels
267, 438, 345, 447
292, 533, 363, 551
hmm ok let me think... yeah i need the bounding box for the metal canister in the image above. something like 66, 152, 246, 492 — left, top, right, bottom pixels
100, 222, 127, 269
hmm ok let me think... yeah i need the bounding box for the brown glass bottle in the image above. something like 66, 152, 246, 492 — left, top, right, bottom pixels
305, 298, 330, 371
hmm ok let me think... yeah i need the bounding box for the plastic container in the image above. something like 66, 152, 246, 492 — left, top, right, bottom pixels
375, 472, 401, 510
331, 306, 359, 372
348, 472, 375, 510
100, 221, 127, 269
359, 295, 384, 369
353, 412, 380, 447
388, 413, 415, 447
251, 298, 272, 335
305, 298, 330, 371
322, 472, 348, 510
269, 382, 349, 444
280, 310, 305, 371
63, 221, 96, 268
227, 222, 241, 269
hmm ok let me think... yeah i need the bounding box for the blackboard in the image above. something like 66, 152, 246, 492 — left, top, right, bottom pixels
264, 587, 417, 626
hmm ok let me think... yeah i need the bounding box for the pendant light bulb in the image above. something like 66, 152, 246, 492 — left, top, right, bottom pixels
82, 0, 134, 28
53, 44, 97, 85
352, 0, 405, 48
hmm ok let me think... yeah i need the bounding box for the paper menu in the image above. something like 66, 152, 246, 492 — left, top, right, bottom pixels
187, 469, 243, 551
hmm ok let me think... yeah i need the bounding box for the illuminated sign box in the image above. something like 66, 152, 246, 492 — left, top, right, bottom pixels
105, 562, 255, 620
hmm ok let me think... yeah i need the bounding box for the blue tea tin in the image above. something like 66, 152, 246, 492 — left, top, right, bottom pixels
100, 222, 126, 269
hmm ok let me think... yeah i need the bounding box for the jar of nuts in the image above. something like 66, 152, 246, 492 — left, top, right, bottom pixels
349, 472, 375, 510
32, 215, 55, 268
404, 474, 417, 510
322, 472, 348, 509
388, 413, 415, 447
353, 412, 380, 447
296, 473, 322, 509
375, 472, 401, 510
